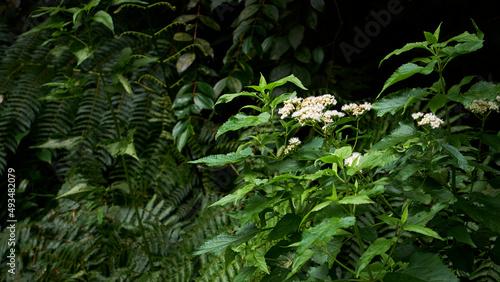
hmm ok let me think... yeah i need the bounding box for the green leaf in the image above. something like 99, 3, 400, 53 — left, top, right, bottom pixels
268, 214, 301, 240
226, 76, 243, 93
406, 202, 447, 227
248, 247, 269, 274
209, 184, 254, 207
271, 92, 297, 110
234, 266, 257, 282
193, 93, 214, 110
338, 194, 374, 205
312, 47, 324, 64
442, 144, 470, 173
270, 36, 291, 60
73, 45, 97, 66
378, 61, 437, 97
265, 74, 307, 91
288, 25, 304, 50
424, 31, 437, 44
176, 52, 196, 73
379, 41, 429, 66
193, 224, 259, 256
239, 4, 260, 22
173, 32, 193, 41
348, 149, 399, 175
56, 183, 98, 199
446, 225, 476, 247
216, 112, 271, 139
189, 148, 253, 166
371, 121, 417, 151
428, 94, 448, 113
356, 237, 397, 277
93, 10, 114, 33
288, 216, 355, 279
105, 131, 140, 161
262, 4, 279, 22
448, 81, 500, 106
390, 252, 459, 282
310, 0, 325, 12
373, 88, 428, 116
403, 225, 444, 240
199, 15, 221, 30
458, 193, 500, 233
215, 91, 259, 105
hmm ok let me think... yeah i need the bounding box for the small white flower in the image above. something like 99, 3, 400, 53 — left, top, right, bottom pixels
341, 102, 372, 116
284, 137, 301, 155
412, 112, 424, 120
414, 112, 444, 129
465, 98, 499, 115
344, 152, 361, 167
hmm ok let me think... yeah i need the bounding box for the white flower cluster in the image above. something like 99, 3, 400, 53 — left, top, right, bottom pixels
341, 102, 372, 116
279, 94, 338, 125
465, 97, 500, 115
344, 152, 361, 167
284, 137, 301, 155
412, 112, 444, 129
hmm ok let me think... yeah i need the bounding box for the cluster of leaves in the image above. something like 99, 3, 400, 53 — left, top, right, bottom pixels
192, 21, 500, 281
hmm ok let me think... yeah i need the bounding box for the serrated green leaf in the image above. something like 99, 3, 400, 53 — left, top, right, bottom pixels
216, 112, 270, 139
193, 224, 259, 256
448, 81, 500, 106
373, 88, 428, 116
378, 61, 436, 97
248, 247, 269, 274
189, 148, 253, 166
289, 216, 354, 279
424, 31, 437, 44
379, 41, 429, 67
371, 121, 417, 151
396, 252, 459, 282
338, 194, 374, 205
216, 91, 259, 105
356, 237, 397, 277
404, 225, 444, 240
234, 266, 258, 282
428, 94, 448, 113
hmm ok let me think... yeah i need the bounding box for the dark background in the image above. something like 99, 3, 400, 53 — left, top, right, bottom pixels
2, 0, 499, 99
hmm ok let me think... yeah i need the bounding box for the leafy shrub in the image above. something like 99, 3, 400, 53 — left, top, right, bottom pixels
192, 21, 500, 281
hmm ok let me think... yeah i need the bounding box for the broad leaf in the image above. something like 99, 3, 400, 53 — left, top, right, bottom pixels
189, 148, 253, 166
216, 112, 271, 139
215, 91, 259, 105
93, 10, 114, 33
379, 41, 429, 66
373, 88, 428, 116
403, 225, 444, 240
268, 214, 301, 240
371, 121, 417, 151
356, 237, 397, 277
378, 61, 436, 97
193, 224, 260, 256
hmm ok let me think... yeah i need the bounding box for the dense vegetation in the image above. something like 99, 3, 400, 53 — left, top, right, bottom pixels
0, 0, 499, 281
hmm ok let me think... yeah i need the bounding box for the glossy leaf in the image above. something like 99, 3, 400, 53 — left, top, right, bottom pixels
189, 148, 253, 166
216, 112, 270, 139
93, 10, 114, 33
176, 52, 196, 73
356, 237, 397, 277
